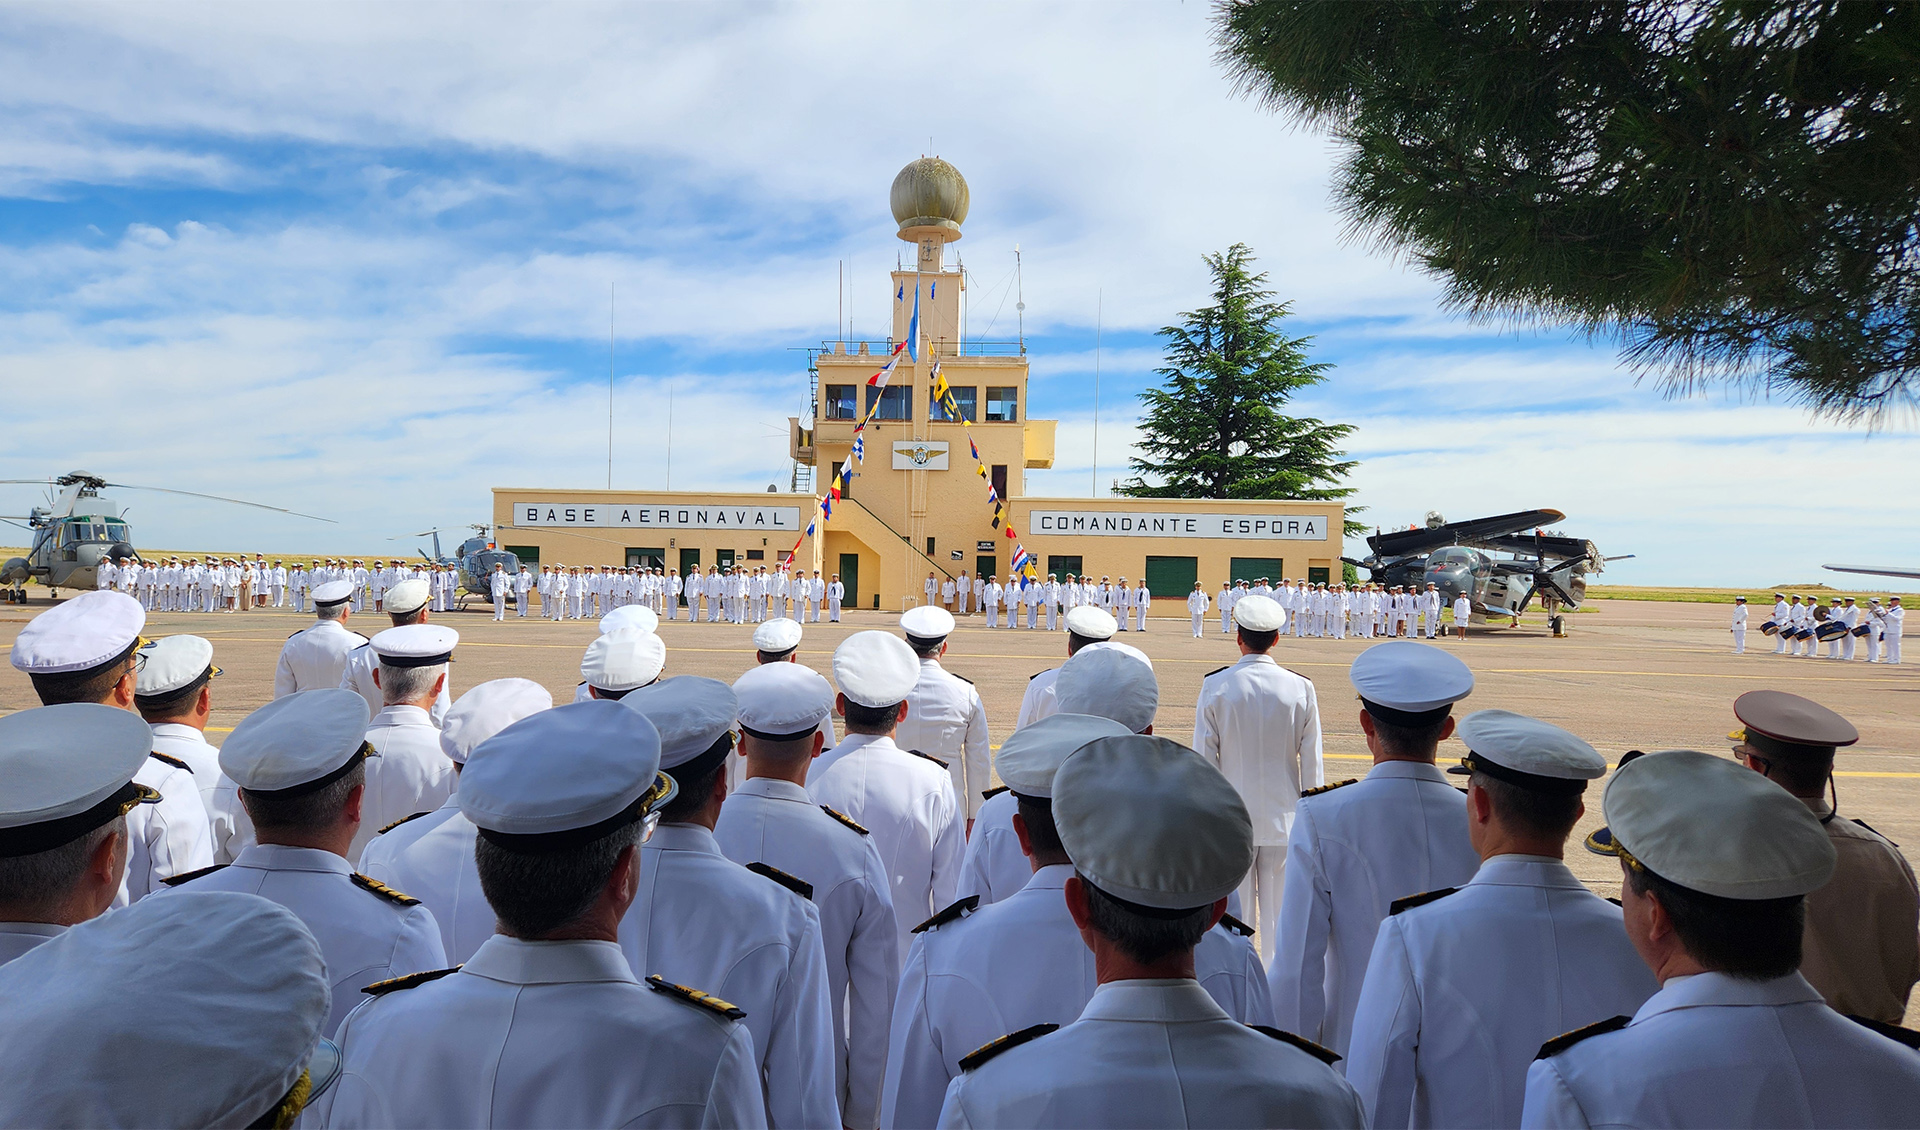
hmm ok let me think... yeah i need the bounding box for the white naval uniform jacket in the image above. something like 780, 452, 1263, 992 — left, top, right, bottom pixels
1344, 855, 1658, 1129
357, 705, 456, 860
1193, 654, 1325, 847
885, 864, 1279, 1130
935, 978, 1364, 1130
623, 823, 841, 1130
1520, 971, 1920, 1129
357, 795, 491, 965
896, 659, 992, 821
119, 753, 215, 906
1013, 666, 1062, 731
147, 722, 240, 864
954, 789, 1028, 905
165, 843, 445, 1036
714, 778, 900, 1130
339, 642, 451, 727
321, 936, 767, 1129
1272, 761, 1480, 1059
0, 922, 63, 967
809, 733, 964, 960
274, 620, 369, 697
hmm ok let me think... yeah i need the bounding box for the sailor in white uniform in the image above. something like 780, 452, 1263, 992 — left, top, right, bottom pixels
0, 888, 342, 1129
352, 625, 459, 860
1346, 711, 1657, 1129
935, 733, 1365, 1130
135, 635, 243, 862
810, 632, 965, 960
338, 580, 450, 727
716, 663, 899, 1130
896, 607, 992, 825
357, 678, 550, 965
165, 690, 446, 1037
828, 574, 845, 621
1194, 594, 1321, 962
620, 678, 841, 1130
1271, 641, 1481, 1060
1522, 749, 1920, 1128
572, 622, 667, 706
1013, 605, 1114, 733
319, 700, 767, 1129
275, 581, 369, 697
1189, 581, 1210, 636
0, 704, 155, 967
1771, 592, 1791, 653
1731, 594, 1749, 653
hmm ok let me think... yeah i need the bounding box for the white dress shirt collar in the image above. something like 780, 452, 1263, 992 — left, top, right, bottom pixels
233, 843, 352, 874
734, 777, 813, 805
1636, 970, 1825, 1016
1467, 855, 1587, 889
461, 935, 637, 986
1080, 978, 1233, 1024
1363, 760, 1451, 784
649, 822, 724, 856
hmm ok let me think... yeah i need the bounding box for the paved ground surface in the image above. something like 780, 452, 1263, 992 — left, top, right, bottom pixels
4, 594, 1915, 1023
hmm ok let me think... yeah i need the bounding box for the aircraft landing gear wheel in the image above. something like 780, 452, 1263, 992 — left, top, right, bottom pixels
1550, 615, 1565, 636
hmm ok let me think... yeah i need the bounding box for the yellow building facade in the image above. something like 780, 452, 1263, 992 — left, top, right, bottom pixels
492, 158, 1344, 611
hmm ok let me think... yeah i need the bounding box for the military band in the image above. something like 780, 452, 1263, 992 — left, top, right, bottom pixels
2, 583, 1916, 1129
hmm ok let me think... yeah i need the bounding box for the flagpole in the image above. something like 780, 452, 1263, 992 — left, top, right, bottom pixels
1093, 289, 1102, 498
608, 282, 615, 491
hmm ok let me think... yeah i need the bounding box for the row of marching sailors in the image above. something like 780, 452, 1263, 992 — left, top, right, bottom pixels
1748, 592, 1905, 662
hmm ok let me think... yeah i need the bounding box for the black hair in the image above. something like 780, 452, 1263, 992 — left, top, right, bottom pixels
1626, 864, 1803, 980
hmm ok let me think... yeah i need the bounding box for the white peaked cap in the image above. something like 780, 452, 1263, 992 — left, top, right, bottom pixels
1055, 647, 1158, 733
621, 676, 737, 770
384, 579, 431, 616
901, 605, 955, 641
833, 631, 920, 709
0, 890, 334, 1128
753, 618, 804, 653
1054, 734, 1253, 911
734, 662, 834, 740
9, 590, 145, 674
134, 635, 219, 698
460, 700, 669, 837
220, 689, 372, 793
1063, 605, 1117, 640
581, 628, 667, 693
600, 605, 658, 635
995, 713, 1132, 798
440, 678, 553, 765
1232, 594, 1286, 632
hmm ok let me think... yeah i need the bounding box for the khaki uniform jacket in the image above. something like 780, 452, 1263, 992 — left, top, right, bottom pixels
1799, 797, 1920, 1024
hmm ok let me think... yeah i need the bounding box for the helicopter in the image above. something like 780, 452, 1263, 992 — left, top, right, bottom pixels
1344, 508, 1630, 635
1, 471, 331, 604
390, 524, 520, 608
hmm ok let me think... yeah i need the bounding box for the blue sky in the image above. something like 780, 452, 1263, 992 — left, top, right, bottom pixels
2, 2, 1915, 588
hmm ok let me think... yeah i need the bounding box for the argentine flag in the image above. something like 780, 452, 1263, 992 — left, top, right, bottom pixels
906, 283, 921, 361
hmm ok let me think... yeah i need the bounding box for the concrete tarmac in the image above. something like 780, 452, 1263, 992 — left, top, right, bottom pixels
4, 594, 1915, 1023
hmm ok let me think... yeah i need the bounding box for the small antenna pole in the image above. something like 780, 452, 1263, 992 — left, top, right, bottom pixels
1015, 245, 1024, 348
608, 282, 615, 490
838, 260, 844, 344
665, 380, 675, 491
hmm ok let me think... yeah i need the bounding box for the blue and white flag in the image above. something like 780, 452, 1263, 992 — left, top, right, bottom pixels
907, 283, 921, 361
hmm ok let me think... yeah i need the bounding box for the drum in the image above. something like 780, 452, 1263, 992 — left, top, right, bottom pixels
1852, 622, 1873, 638
1794, 625, 1816, 640
1760, 620, 1779, 636
1815, 621, 1849, 641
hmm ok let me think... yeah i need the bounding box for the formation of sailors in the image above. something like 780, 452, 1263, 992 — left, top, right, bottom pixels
2, 586, 1916, 1128
101, 556, 465, 616
1747, 592, 1905, 663
529, 564, 843, 625
1198, 578, 1459, 641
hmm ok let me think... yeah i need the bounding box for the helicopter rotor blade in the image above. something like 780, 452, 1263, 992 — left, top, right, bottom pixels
0, 479, 58, 486
100, 482, 335, 523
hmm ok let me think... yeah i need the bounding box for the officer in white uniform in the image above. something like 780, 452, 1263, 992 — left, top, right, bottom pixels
936, 733, 1365, 1130
828, 573, 845, 621
9, 592, 214, 904
1013, 605, 1115, 732
1771, 591, 1791, 653
1731, 594, 1749, 653
0, 889, 341, 1128
354, 625, 458, 859
715, 663, 899, 1130
811, 631, 965, 959
339, 580, 451, 727
357, 678, 551, 965
1271, 641, 1481, 1060
724, 617, 834, 794
276, 581, 369, 697
321, 700, 767, 1129
134, 634, 243, 862
1195, 594, 1322, 962
1346, 711, 1657, 1128
896, 607, 992, 824
167, 689, 446, 1036
1883, 595, 1904, 663
620, 678, 841, 1130
1523, 750, 1920, 1128
573, 624, 667, 705
1189, 581, 1210, 636
0, 705, 154, 966
513, 564, 532, 616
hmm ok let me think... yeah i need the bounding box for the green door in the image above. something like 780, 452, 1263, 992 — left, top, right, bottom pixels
717, 549, 736, 571
627, 547, 664, 570
678, 549, 700, 605
1230, 557, 1283, 585
504, 545, 541, 567
1307, 566, 1331, 585
838, 553, 860, 610
1145, 556, 1198, 597
1046, 555, 1082, 579
977, 555, 997, 584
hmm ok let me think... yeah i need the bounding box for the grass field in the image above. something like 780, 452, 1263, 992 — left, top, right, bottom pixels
1585, 583, 1913, 605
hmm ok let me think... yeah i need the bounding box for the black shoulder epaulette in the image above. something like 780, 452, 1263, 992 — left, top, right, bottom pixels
363, 966, 461, 996
958, 1023, 1059, 1071
1249, 1024, 1341, 1064
1390, 887, 1459, 915
1284, 667, 1314, 683
1535, 1015, 1631, 1059
1028, 669, 1049, 681
148, 750, 190, 771
647, 974, 746, 1020
908, 749, 950, 770
287, 628, 305, 639
912, 895, 979, 934
1847, 1013, 1920, 1049
1202, 664, 1232, 679
1218, 912, 1256, 938
820, 805, 869, 835
1606, 897, 1623, 907
351, 641, 372, 654
981, 785, 1010, 801
349, 630, 370, 643
1301, 778, 1358, 798
1851, 818, 1899, 846
951, 672, 975, 685
375, 810, 433, 837
352, 872, 422, 906
161, 863, 228, 887
747, 861, 815, 901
